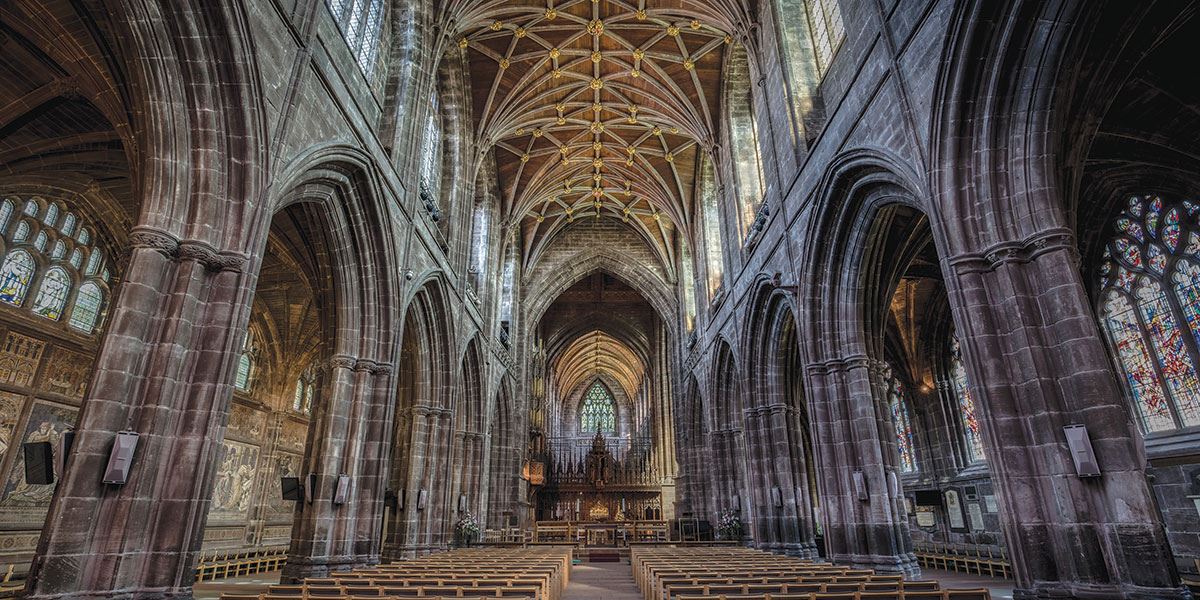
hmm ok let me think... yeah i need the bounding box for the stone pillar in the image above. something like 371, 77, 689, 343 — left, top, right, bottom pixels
806, 356, 918, 575
283, 357, 393, 581
25, 233, 253, 600
766, 402, 818, 557
946, 232, 1187, 599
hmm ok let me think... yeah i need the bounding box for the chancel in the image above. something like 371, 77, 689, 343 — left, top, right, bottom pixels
0, 1, 1197, 600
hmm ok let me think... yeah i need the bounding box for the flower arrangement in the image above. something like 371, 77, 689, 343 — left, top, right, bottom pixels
716, 509, 742, 541
454, 511, 481, 546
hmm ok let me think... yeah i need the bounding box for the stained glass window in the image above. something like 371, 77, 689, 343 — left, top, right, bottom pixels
421, 88, 443, 206
0, 195, 112, 334
68, 282, 103, 333
1100, 195, 1200, 432
580, 381, 616, 434
0, 250, 35, 306
234, 333, 254, 391
884, 365, 917, 473
293, 365, 317, 415
0, 201, 13, 232
32, 268, 70, 321
950, 337, 986, 463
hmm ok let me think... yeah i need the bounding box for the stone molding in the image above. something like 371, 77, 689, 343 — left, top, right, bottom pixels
129, 226, 249, 272
946, 227, 1078, 275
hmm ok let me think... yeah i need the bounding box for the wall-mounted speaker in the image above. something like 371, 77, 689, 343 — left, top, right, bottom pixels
771, 486, 783, 508
281, 477, 303, 501
54, 429, 74, 481
23, 441, 54, 485
101, 431, 139, 485
1064, 425, 1101, 478
305, 473, 317, 505
417, 489, 428, 511
852, 471, 868, 501
384, 489, 398, 511
333, 474, 350, 505
458, 493, 467, 512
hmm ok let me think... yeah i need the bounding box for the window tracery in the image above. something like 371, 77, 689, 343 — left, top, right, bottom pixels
234, 332, 256, 392
1099, 195, 1200, 432
0, 196, 112, 334
950, 337, 986, 462
326, 0, 385, 78
884, 364, 917, 473
580, 381, 616, 434
805, 0, 845, 75
293, 364, 318, 416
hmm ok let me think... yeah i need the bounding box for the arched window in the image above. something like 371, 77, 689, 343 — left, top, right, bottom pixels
580, 381, 616, 434
326, 0, 385, 78
949, 337, 986, 462
420, 86, 444, 207
725, 46, 766, 238
68, 282, 104, 333
680, 238, 697, 331
469, 202, 491, 285
32, 267, 71, 321
805, 0, 845, 76
0, 250, 35, 306
772, 0, 826, 143
293, 364, 318, 415
700, 157, 725, 298
1099, 195, 1200, 432
0, 196, 112, 334
234, 332, 255, 392
884, 364, 917, 473
0, 200, 13, 232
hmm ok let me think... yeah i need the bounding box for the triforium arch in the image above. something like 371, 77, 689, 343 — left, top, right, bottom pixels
388, 275, 456, 557
741, 275, 819, 557
799, 151, 926, 574
931, 2, 1190, 596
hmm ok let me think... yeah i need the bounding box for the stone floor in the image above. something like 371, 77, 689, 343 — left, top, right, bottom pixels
563, 559, 640, 600
915, 568, 1015, 599
193, 573, 278, 600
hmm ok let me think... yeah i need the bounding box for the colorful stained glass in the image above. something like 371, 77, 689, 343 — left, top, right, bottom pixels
13, 221, 29, 242
1114, 238, 1141, 267
1135, 278, 1200, 424
1129, 196, 1144, 216
0, 250, 34, 306
22, 200, 37, 217
950, 338, 986, 463
76, 228, 89, 245
581, 381, 616, 434
50, 240, 66, 260
33, 231, 47, 252
1148, 244, 1167, 273
68, 249, 82, 269
1186, 200, 1200, 216
68, 282, 103, 333
43, 204, 58, 227
1103, 293, 1175, 432
60, 213, 76, 236
1170, 260, 1200, 426
1148, 196, 1163, 230
31, 267, 70, 321
85, 250, 101, 276
886, 370, 917, 473
1117, 218, 1146, 243
1116, 266, 1136, 291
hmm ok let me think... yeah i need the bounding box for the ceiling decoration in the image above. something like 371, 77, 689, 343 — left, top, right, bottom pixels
449, 0, 736, 269
552, 329, 644, 399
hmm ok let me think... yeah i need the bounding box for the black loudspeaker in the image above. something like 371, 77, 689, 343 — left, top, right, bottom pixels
384, 489, 398, 510
281, 477, 303, 501
914, 490, 943, 506
55, 430, 74, 480
24, 441, 54, 485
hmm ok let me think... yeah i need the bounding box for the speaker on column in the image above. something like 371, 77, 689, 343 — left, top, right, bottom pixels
101, 431, 139, 485
23, 441, 54, 485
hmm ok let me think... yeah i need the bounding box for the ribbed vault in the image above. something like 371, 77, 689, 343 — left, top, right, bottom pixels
448, 0, 738, 267
552, 329, 644, 399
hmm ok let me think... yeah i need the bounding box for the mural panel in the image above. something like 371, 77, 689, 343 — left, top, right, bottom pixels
0, 401, 77, 524
0, 332, 45, 388
227, 402, 267, 442
0, 392, 24, 468
38, 346, 90, 399
266, 451, 302, 518
209, 439, 261, 522
279, 418, 307, 454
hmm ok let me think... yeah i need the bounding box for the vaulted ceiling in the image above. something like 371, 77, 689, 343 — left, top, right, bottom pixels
448, 0, 741, 269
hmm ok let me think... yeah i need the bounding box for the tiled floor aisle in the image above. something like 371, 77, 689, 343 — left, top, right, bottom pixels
563, 560, 641, 600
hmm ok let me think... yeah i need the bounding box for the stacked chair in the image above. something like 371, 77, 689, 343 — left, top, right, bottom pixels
219, 547, 572, 600
632, 547, 992, 600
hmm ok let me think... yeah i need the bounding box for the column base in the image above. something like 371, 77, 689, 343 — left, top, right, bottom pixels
1013, 582, 1193, 600
281, 555, 377, 583
833, 551, 920, 577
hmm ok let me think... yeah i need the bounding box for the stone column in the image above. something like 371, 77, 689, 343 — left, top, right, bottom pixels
25, 233, 253, 600
806, 356, 918, 575
283, 357, 392, 581
945, 231, 1186, 599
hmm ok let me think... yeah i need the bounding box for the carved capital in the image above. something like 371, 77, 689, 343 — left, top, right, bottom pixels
329, 355, 358, 371
129, 227, 179, 257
